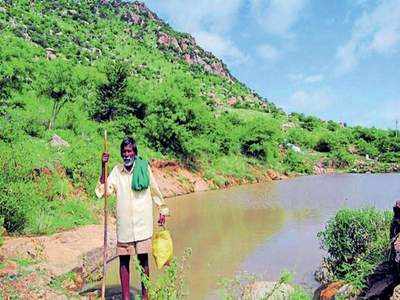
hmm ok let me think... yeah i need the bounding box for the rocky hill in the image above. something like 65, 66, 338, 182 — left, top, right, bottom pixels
0, 0, 398, 238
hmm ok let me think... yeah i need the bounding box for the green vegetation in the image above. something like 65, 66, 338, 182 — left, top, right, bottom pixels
49, 271, 78, 294
135, 248, 192, 299
218, 270, 311, 299
318, 207, 391, 289
0, 0, 399, 236
0, 217, 4, 246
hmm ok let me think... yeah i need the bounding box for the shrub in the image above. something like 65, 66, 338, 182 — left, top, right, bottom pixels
314, 129, 352, 153
378, 152, 400, 164
286, 127, 317, 149
37, 59, 84, 129
329, 149, 355, 168
239, 117, 281, 164
356, 140, 379, 157
317, 207, 391, 288
0, 216, 4, 246
283, 150, 314, 174
136, 248, 192, 299
89, 59, 129, 122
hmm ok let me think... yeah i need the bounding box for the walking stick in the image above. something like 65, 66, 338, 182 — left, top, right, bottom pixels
101, 130, 108, 300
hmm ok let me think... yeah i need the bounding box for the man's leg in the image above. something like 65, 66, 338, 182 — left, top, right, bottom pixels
138, 253, 149, 300
119, 255, 130, 300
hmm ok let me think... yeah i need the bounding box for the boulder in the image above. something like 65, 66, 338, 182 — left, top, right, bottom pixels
227, 97, 238, 106
122, 12, 143, 25
157, 32, 170, 47
336, 283, 356, 299
243, 281, 294, 300
267, 169, 280, 180
391, 284, 400, 300
314, 260, 334, 284
49, 134, 69, 148
314, 281, 344, 300
45, 48, 57, 60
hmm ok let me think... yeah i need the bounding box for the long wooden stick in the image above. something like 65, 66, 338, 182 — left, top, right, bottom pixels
101, 130, 108, 300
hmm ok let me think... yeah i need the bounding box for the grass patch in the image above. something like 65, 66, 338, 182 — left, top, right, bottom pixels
49, 271, 77, 293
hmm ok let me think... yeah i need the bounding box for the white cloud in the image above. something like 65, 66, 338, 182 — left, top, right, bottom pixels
195, 31, 249, 66
144, 0, 243, 34
250, 0, 308, 36
336, 0, 400, 74
288, 73, 304, 81
304, 74, 324, 83
282, 89, 333, 114
256, 44, 280, 61
370, 99, 400, 128
347, 99, 400, 128
143, 0, 249, 66
288, 73, 324, 83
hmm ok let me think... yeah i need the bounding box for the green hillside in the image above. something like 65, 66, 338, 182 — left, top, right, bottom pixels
0, 0, 399, 235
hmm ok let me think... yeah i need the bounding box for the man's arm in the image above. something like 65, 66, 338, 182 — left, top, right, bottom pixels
148, 165, 169, 225
95, 152, 116, 198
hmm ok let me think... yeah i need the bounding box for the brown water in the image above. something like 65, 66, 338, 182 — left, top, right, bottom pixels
105, 173, 400, 299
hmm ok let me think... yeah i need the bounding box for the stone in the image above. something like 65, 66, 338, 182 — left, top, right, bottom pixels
281, 122, 295, 131
170, 37, 180, 50
227, 97, 238, 106
157, 32, 170, 47
45, 48, 56, 60
49, 134, 69, 148
336, 283, 356, 299
319, 281, 345, 300
184, 53, 193, 64
267, 169, 280, 180
123, 12, 143, 25
179, 41, 188, 51
391, 284, 400, 300
314, 260, 334, 284
243, 281, 294, 300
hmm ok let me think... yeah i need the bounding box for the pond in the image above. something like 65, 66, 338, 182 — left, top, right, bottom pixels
106, 173, 400, 299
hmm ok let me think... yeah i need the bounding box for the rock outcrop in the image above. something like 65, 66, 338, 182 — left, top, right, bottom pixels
243, 281, 294, 300
96, 1, 238, 82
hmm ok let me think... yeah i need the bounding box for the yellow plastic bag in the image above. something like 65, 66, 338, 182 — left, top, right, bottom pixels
152, 229, 173, 269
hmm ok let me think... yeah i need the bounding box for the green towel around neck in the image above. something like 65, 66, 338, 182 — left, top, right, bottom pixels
131, 156, 150, 191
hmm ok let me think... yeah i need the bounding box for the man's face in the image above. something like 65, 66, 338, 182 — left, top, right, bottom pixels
122, 144, 136, 166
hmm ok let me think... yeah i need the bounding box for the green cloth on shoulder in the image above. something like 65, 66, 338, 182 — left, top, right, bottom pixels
131, 156, 150, 191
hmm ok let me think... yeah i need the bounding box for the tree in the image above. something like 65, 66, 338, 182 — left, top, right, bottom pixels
90, 60, 129, 122
38, 59, 79, 130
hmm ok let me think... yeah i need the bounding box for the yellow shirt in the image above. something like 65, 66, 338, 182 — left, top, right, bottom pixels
95, 163, 169, 243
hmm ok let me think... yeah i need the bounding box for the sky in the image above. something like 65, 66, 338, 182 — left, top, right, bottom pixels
142, 0, 400, 129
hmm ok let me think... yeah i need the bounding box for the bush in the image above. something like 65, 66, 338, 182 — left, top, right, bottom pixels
239, 117, 281, 164
318, 207, 391, 288
329, 149, 355, 168
136, 248, 192, 299
283, 150, 314, 174
378, 152, 400, 163
89, 59, 129, 122
314, 130, 351, 153
0, 216, 4, 246
356, 140, 379, 157
286, 127, 317, 149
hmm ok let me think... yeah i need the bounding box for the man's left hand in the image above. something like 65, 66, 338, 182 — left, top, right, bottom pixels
158, 213, 166, 226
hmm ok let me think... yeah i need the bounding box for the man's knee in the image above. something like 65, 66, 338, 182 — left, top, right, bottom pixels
138, 253, 148, 265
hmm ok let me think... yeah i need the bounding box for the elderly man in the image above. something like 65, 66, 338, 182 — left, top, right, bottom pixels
96, 136, 169, 300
